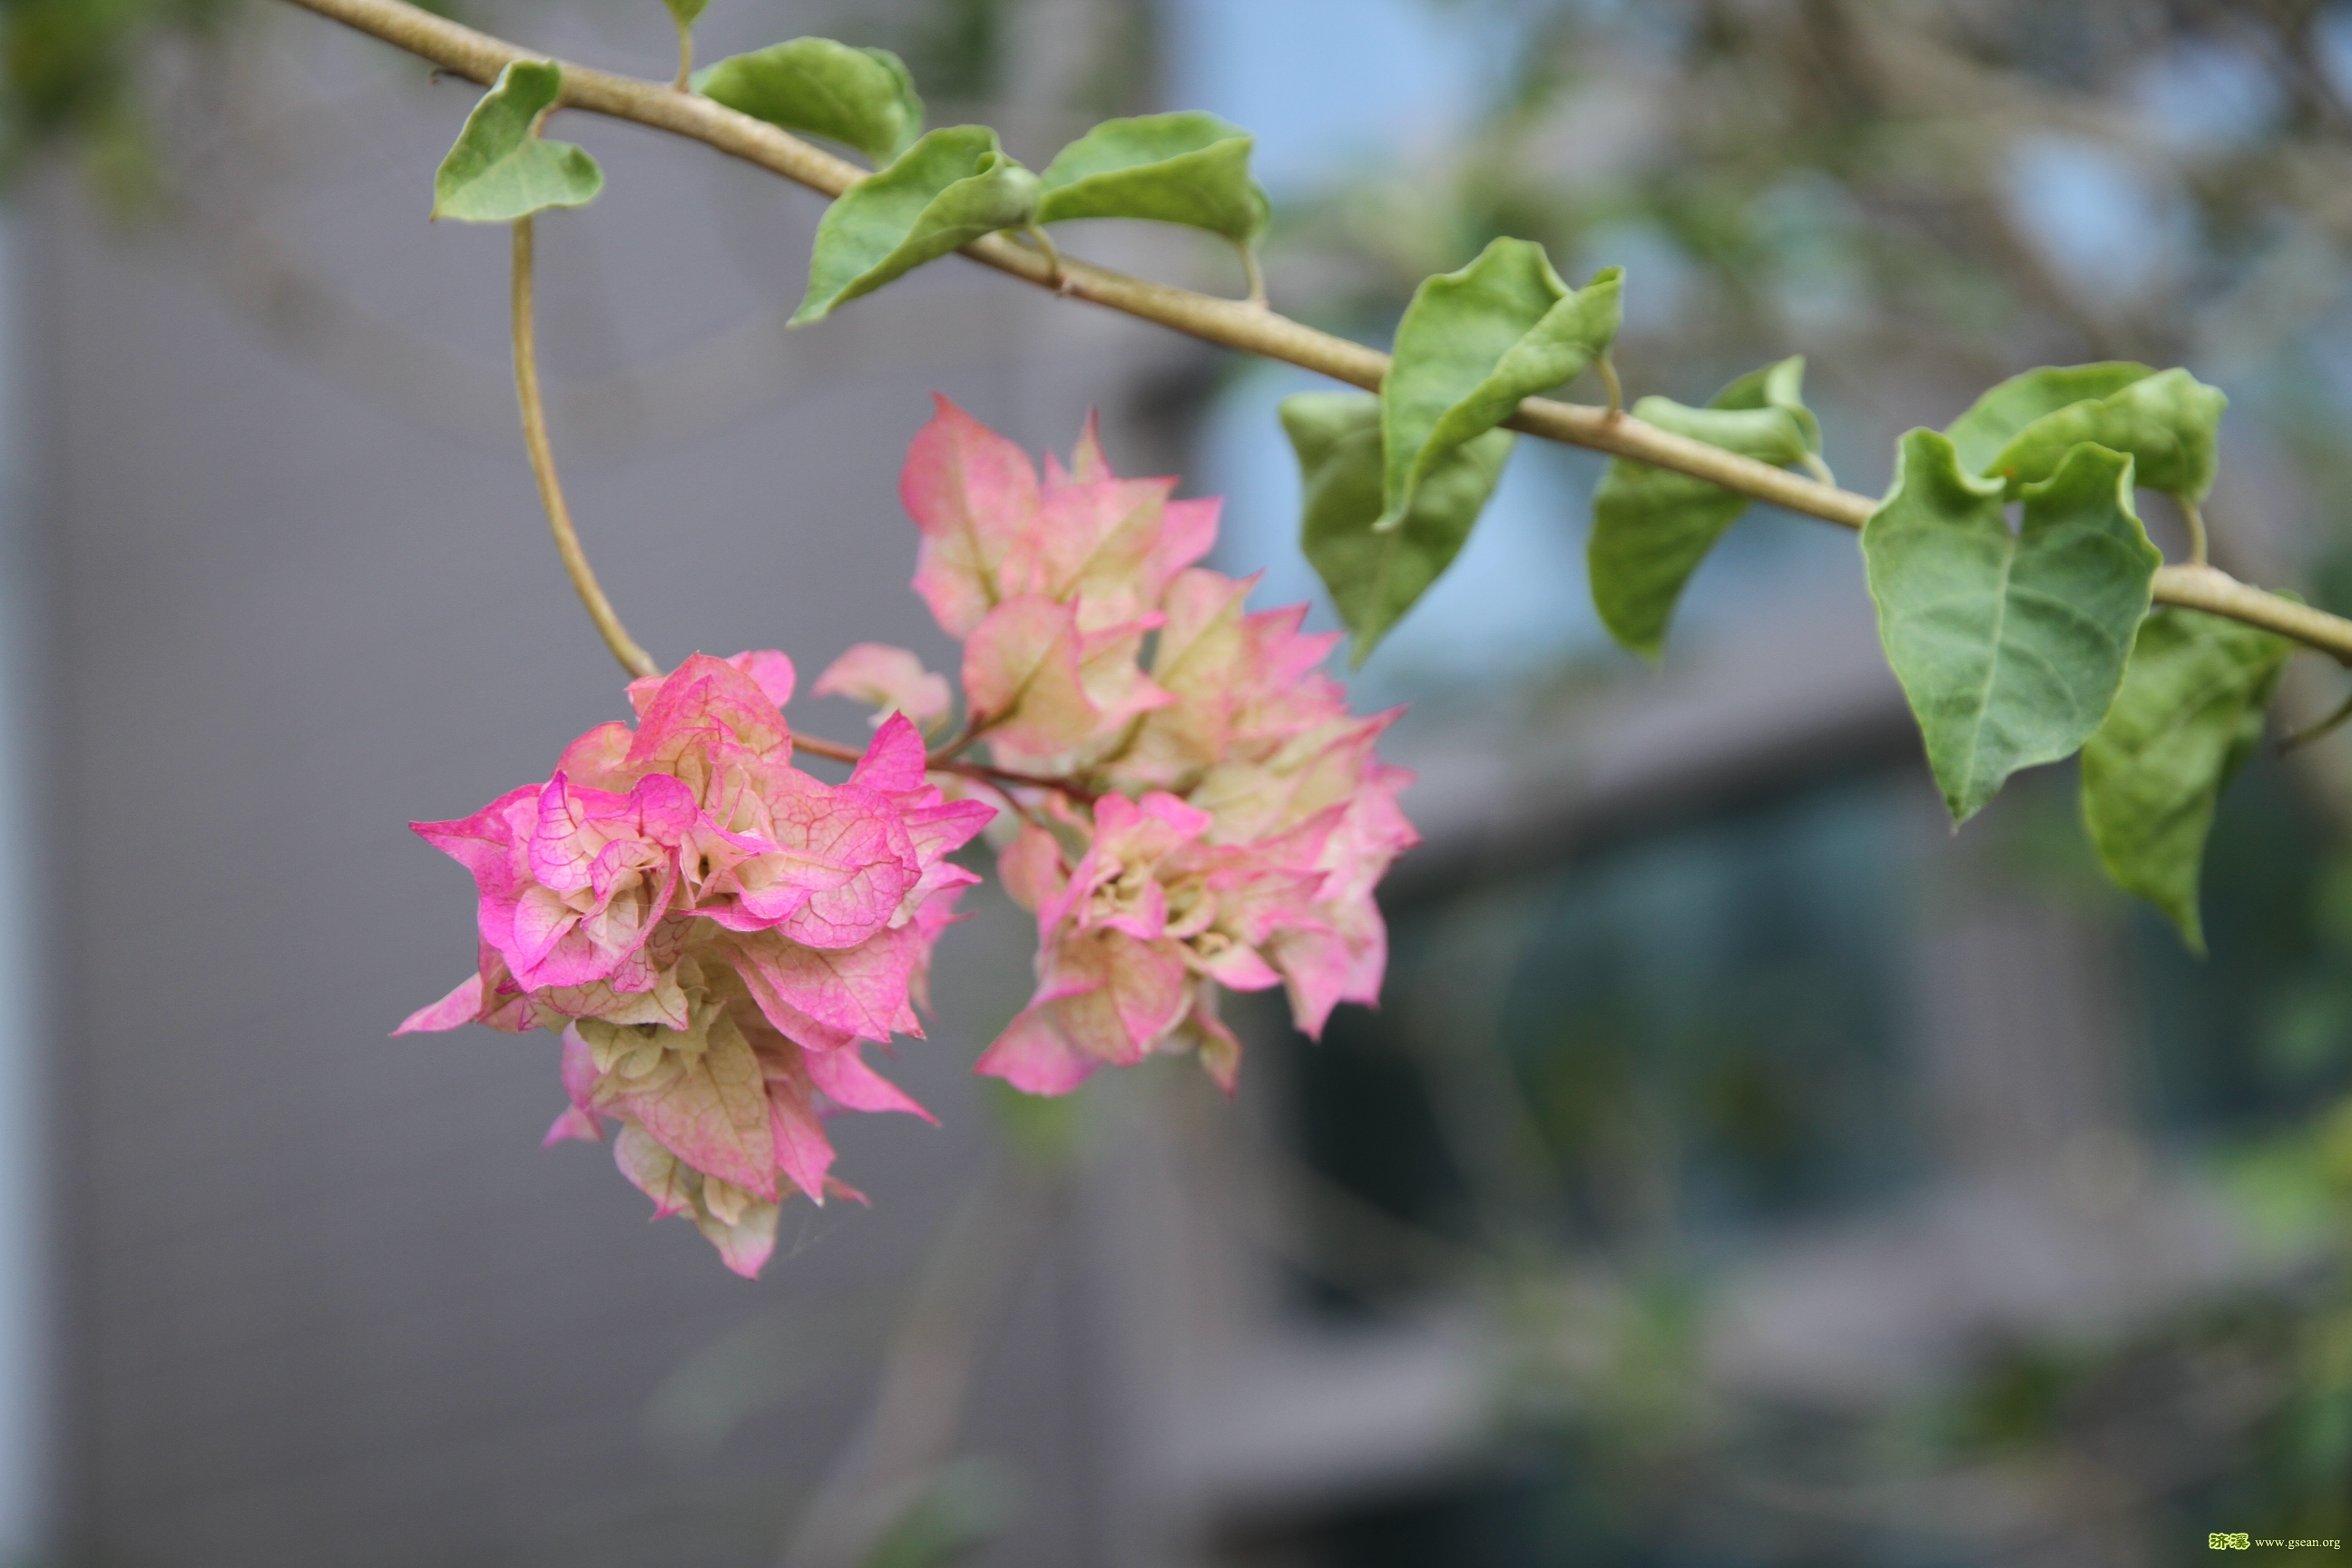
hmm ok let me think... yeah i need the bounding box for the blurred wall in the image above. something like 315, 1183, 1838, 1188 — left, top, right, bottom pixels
20, 6, 1198, 1563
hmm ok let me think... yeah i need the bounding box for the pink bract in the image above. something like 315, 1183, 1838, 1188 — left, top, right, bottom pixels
897, 397, 1418, 1096
404, 397, 1417, 1277
402, 653, 992, 1277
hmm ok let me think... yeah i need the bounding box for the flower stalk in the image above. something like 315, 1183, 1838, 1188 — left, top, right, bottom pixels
511, 217, 660, 680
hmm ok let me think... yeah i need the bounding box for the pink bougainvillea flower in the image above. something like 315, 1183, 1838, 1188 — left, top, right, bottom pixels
406, 399, 1417, 1276
886, 400, 1419, 1096
960, 595, 1170, 769
403, 652, 992, 1276
814, 643, 955, 735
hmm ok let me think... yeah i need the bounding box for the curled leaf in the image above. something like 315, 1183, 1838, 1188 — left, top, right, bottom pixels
431, 61, 604, 223
1587, 357, 1820, 659
1944, 363, 2152, 474
1380, 239, 1619, 532
2081, 607, 2289, 954
1285, 390, 1511, 663
1036, 112, 1269, 249
1863, 431, 2161, 823
694, 37, 924, 165
1946, 363, 2227, 502
794, 126, 1041, 324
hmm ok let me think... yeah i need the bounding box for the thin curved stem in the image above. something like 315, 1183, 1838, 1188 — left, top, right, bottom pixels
512, 218, 660, 680
789, 734, 864, 765
2182, 497, 2210, 568
1235, 241, 1267, 309
2280, 687, 2352, 755
789, 727, 1096, 799
282, 0, 2352, 665
671, 24, 692, 93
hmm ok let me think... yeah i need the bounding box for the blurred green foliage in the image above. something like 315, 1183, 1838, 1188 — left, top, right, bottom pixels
1, 0, 237, 188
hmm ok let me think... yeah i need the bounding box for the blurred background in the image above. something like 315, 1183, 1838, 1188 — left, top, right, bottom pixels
5, 0, 2352, 1563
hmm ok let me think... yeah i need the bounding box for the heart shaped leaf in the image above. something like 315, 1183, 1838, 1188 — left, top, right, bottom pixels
1947, 363, 2227, 501
1035, 112, 1269, 249
694, 37, 924, 166
1587, 356, 1820, 659
793, 126, 1041, 324
1864, 431, 2161, 823
1285, 390, 1512, 664
1379, 239, 1619, 532
2081, 606, 2289, 953
432, 60, 604, 223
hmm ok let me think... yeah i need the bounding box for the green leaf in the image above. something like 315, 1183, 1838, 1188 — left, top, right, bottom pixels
1863, 431, 2162, 823
793, 126, 1041, 324
1587, 356, 1820, 659
662, 0, 710, 26
858, 1459, 1016, 1568
1035, 112, 1269, 249
1946, 363, 2228, 501
693, 38, 924, 165
1944, 363, 2153, 475
431, 61, 604, 223
1379, 239, 1620, 532
1285, 390, 1512, 664
2081, 606, 2289, 953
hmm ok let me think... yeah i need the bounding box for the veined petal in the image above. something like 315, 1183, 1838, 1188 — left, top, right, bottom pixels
728, 926, 922, 1044
608, 1007, 779, 1200
818, 645, 954, 735
964, 597, 1170, 764
1041, 927, 1190, 1065
904, 395, 1041, 637
996, 824, 1068, 914
974, 1005, 1101, 1095
695, 1194, 781, 1279
541, 1107, 603, 1147
627, 653, 794, 783
763, 1060, 837, 1203
848, 710, 933, 798
395, 972, 485, 1035
613, 1123, 696, 1220
806, 1044, 935, 1122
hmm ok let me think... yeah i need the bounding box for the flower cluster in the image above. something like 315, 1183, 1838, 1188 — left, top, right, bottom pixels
403, 399, 1416, 1275
399, 651, 992, 1276
838, 398, 1419, 1095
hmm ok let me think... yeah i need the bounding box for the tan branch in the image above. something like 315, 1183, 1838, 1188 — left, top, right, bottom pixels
285, 0, 2352, 664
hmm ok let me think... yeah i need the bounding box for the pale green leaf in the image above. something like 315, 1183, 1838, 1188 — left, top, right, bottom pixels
1863, 431, 2161, 823
431, 61, 604, 223
1945, 362, 2152, 475
1985, 368, 2227, 502
1379, 239, 1620, 531
694, 38, 924, 165
2081, 606, 2288, 953
662, 0, 710, 26
793, 126, 1041, 324
1587, 356, 1819, 659
1285, 391, 1512, 663
1945, 363, 2227, 501
1035, 112, 1269, 248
